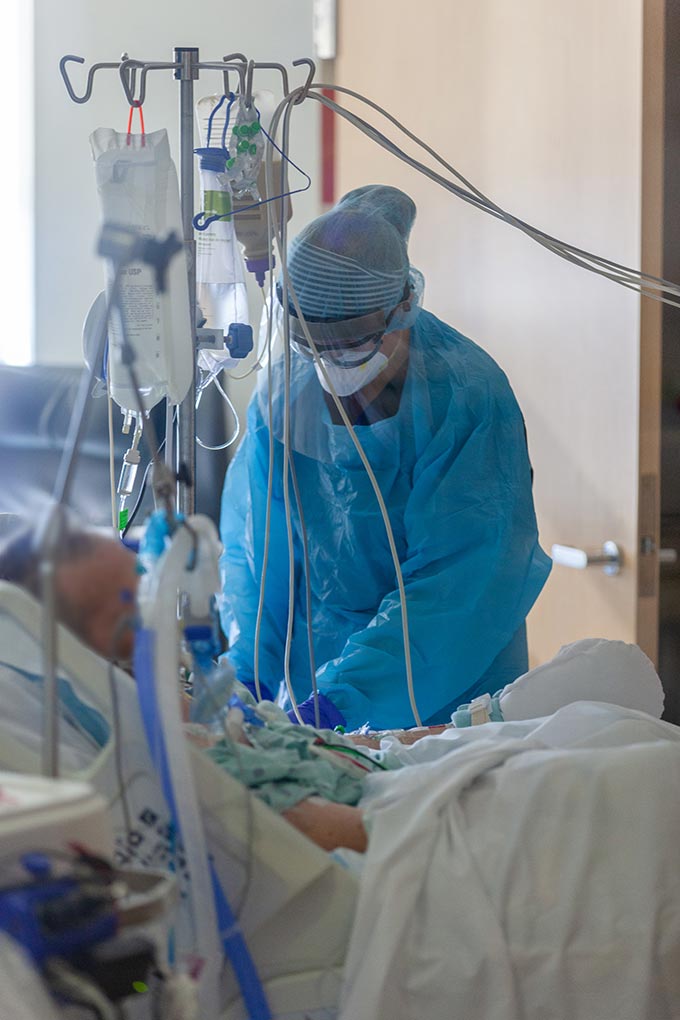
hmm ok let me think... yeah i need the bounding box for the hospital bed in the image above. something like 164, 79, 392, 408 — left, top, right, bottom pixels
0, 580, 358, 1020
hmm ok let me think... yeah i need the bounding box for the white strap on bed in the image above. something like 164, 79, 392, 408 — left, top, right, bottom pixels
468, 693, 492, 725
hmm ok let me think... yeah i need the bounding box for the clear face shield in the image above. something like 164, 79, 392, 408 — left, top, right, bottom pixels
271, 269, 423, 397
276, 283, 415, 368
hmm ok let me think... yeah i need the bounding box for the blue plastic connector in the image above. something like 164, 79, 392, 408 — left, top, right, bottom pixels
226, 323, 254, 359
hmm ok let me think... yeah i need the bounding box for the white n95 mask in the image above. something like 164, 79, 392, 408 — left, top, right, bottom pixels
314, 351, 389, 397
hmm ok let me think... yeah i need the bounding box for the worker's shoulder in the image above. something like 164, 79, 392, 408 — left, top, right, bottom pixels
417, 310, 518, 398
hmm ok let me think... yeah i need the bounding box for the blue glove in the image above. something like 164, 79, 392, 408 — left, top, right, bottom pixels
240, 679, 274, 703
287, 691, 346, 730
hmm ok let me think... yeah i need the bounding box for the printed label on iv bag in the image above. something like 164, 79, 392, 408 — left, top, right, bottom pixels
106, 265, 165, 399
90, 127, 193, 411
116, 268, 156, 337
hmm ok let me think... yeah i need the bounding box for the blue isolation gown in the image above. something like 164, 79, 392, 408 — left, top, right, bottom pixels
219, 310, 551, 731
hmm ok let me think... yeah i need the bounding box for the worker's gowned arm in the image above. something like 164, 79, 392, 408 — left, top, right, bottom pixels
282, 797, 368, 853
219, 399, 305, 691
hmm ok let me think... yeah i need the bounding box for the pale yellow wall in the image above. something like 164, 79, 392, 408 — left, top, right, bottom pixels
335, 0, 661, 662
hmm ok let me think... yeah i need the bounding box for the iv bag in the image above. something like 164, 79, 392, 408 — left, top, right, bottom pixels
90, 128, 193, 412
195, 97, 250, 334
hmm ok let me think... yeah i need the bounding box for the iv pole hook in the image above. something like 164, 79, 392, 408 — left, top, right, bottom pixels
59, 55, 121, 104
292, 57, 316, 104
221, 52, 247, 95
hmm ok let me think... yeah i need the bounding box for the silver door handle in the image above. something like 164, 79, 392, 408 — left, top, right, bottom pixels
551, 541, 622, 575
659, 548, 678, 565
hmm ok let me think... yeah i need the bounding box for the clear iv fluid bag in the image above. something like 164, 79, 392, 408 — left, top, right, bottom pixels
90, 128, 193, 412
195, 96, 249, 335
195, 166, 249, 332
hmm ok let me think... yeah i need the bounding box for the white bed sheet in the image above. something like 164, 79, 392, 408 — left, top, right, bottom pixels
342, 702, 680, 1020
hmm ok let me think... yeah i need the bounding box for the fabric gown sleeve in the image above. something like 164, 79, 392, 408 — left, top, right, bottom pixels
219, 397, 307, 693
313, 375, 552, 731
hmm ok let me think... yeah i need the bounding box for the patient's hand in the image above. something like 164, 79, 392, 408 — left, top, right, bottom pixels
183, 715, 252, 750
184, 723, 227, 750
282, 797, 368, 853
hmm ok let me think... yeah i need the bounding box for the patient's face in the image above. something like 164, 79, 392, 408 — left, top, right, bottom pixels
56, 535, 139, 662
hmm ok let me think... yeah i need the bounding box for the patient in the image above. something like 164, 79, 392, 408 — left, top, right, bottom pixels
0, 515, 666, 857
0, 516, 371, 851
0, 520, 138, 664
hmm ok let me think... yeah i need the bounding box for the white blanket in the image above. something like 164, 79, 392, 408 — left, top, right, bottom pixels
341, 703, 680, 1020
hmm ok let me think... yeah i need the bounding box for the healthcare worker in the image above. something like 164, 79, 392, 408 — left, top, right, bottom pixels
219, 185, 551, 731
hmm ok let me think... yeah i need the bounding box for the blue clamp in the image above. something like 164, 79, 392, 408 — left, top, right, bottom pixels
226, 323, 254, 359
227, 692, 265, 728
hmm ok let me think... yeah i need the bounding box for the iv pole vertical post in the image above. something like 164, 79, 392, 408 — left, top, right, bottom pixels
175, 46, 199, 515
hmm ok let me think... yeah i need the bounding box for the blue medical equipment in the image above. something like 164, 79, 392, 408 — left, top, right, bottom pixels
0, 852, 117, 966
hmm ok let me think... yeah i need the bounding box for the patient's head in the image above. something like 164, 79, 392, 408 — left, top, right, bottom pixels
0, 519, 139, 662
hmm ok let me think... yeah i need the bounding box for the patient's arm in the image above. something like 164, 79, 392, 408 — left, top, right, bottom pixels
282, 797, 368, 853
350, 723, 452, 750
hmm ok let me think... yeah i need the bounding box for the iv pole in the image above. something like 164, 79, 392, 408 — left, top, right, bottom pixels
59, 48, 314, 515
174, 46, 198, 515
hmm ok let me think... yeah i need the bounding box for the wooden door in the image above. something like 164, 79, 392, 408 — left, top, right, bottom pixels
333, 0, 664, 667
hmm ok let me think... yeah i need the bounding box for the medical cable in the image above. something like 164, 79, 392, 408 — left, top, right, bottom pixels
308, 88, 649, 290
308, 90, 642, 291
137, 604, 271, 1018
288, 459, 319, 726
308, 85, 680, 308
268, 87, 422, 728
264, 89, 413, 725
319, 742, 389, 770
107, 615, 137, 844
228, 285, 273, 380
46, 959, 118, 1020
272, 95, 312, 725
252, 190, 282, 705
280, 76, 679, 734
213, 761, 255, 931
135, 624, 208, 999
211, 105, 299, 707
250, 140, 317, 720
37, 384, 64, 440
164, 400, 174, 473
265, 71, 680, 728
307, 88, 661, 300
120, 456, 153, 539
39, 264, 130, 777
107, 384, 117, 533
281, 300, 303, 724
182, 671, 256, 922
104, 348, 118, 534
253, 267, 278, 706
277, 277, 420, 726
268, 101, 322, 721
195, 373, 241, 451
276, 101, 321, 727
